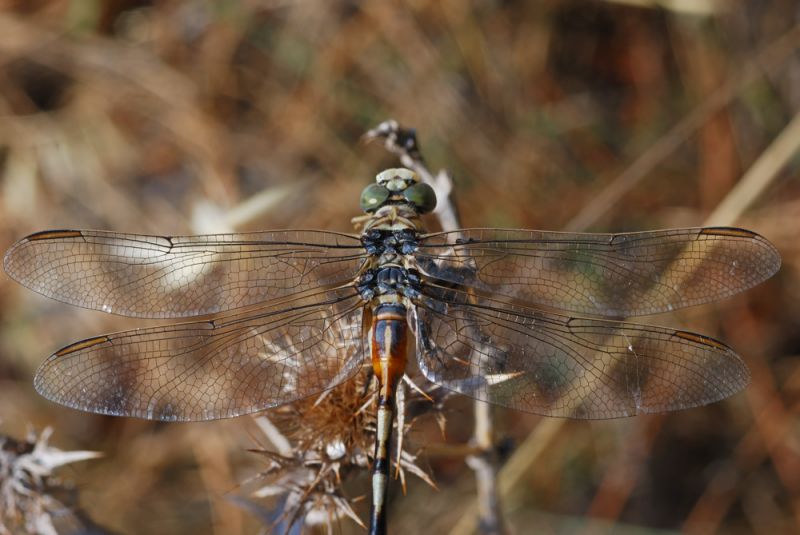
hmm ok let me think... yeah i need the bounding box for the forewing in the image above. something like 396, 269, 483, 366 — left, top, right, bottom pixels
4, 229, 365, 318
413, 287, 749, 418
416, 227, 780, 317
34, 288, 365, 421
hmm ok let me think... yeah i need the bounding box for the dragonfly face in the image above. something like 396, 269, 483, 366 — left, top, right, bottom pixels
360, 168, 437, 215
2, 167, 781, 532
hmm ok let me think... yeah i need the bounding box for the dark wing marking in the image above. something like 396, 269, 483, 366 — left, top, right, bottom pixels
413, 286, 749, 419
34, 287, 365, 421
416, 227, 780, 317
4, 229, 366, 318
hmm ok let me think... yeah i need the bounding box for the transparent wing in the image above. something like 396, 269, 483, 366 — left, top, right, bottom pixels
4, 229, 366, 318
34, 288, 365, 421
413, 286, 749, 419
416, 227, 780, 317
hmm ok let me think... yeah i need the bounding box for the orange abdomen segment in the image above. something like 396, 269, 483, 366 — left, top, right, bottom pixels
370, 303, 409, 392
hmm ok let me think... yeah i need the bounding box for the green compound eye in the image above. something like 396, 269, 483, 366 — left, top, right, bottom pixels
360, 183, 390, 212
402, 182, 437, 213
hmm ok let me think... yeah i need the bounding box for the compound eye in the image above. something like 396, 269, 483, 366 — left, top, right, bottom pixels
360, 183, 390, 212
402, 182, 437, 213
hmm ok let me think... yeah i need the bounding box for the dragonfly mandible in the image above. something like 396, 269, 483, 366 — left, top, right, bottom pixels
3, 168, 781, 534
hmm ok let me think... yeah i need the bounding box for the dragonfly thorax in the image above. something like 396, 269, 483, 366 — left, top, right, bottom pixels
356, 266, 421, 302
361, 228, 418, 256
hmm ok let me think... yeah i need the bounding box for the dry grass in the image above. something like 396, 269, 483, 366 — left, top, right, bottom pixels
0, 1, 798, 534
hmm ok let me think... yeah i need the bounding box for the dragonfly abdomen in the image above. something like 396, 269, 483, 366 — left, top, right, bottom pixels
370, 302, 409, 396
368, 300, 409, 533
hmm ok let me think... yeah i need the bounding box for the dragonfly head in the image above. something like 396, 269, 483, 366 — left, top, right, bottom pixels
360, 168, 437, 214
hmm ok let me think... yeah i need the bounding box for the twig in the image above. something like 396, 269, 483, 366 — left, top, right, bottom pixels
363, 120, 461, 233
365, 119, 504, 535
0, 427, 104, 535
597, 0, 723, 16
705, 111, 800, 226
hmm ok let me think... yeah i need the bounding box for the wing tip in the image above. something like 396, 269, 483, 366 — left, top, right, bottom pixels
2, 242, 17, 279
3, 230, 84, 281
702, 226, 782, 280
3, 235, 29, 279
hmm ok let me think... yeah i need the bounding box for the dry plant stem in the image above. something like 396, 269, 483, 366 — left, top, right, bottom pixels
705, 112, 800, 226
366, 120, 503, 535
598, 0, 721, 16
363, 120, 461, 232
0, 428, 103, 535
564, 24, 800, 232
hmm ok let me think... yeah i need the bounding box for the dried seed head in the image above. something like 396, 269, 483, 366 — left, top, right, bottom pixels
240, 369, 449, 531
0, 427, 102, 535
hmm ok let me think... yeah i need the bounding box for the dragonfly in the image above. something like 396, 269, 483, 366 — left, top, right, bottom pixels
3, 168, 781, 534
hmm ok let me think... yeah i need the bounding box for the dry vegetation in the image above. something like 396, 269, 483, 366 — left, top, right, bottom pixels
0, 1, 798, 534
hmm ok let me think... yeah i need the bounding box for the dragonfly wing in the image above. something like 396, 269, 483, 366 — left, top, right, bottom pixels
413, 287, 749, 419
416, 227, 780, 317
3, 229, 366, 318
34, 288, 365, 421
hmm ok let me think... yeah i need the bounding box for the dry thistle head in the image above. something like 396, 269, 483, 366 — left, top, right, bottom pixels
0, 427, 102, 535
238, 369, 448, 533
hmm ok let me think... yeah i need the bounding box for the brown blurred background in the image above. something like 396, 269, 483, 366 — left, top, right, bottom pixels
0, 1, 798, 534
